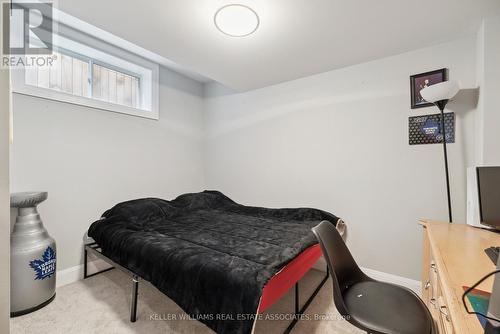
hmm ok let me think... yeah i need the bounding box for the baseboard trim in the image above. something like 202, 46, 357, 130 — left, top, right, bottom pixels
56, 265, 82, 288
313, 257, 421, 295
361, 267, 421, 296
58, 258, 421, 296
56, 258, 110, 288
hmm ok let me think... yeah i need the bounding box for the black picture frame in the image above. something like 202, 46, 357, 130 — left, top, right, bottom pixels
410, 68, 447, 109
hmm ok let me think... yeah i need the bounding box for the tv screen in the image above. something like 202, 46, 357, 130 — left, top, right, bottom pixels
477, 166, 500, 229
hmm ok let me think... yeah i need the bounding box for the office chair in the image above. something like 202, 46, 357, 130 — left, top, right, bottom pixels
312, 221, 436, 334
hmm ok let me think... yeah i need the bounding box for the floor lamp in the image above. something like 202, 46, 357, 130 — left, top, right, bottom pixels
420, 81, 460, 223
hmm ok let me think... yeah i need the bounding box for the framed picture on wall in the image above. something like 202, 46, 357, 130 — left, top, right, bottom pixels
410, 68, 447, 109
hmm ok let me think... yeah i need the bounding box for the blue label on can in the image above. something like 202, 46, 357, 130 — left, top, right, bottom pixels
29, 246, 56, 280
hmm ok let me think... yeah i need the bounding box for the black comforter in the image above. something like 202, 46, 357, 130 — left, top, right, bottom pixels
87, 190, 339, 334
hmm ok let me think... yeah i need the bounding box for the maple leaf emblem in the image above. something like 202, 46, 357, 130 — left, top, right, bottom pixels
29, 246, 56, 280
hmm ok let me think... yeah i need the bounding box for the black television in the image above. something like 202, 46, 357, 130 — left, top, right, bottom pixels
477, 166, 500, 230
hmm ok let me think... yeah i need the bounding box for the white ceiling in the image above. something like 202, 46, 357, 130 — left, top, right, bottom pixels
58, 0, 500, 91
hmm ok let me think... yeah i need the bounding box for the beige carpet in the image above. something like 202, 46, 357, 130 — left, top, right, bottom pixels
11, 269, 362, 334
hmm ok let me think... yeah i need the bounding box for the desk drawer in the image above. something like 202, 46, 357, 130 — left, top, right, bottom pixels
424, 232, 456, 334
420, 220, 497, 334
437, 296, 454, 334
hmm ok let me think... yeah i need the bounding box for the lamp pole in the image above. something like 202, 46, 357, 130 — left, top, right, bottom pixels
435, 99, 452, 223
420, 80, 459, 224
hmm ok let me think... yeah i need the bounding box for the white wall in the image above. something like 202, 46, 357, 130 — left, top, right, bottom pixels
10, 67, 205, 271
475, 22, 485, 165
203, 36, 478, 280
476, 16, 500, 165
0, 69, 11, 334
10, 35, 482, 282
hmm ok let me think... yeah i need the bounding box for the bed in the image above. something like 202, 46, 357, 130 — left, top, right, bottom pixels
85, 191, 344, 334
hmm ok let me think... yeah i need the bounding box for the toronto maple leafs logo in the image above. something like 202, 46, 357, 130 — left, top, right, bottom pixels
29, 246, 56, 280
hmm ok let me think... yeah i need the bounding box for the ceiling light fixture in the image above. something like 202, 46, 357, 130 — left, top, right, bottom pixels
214, 4, 259, 37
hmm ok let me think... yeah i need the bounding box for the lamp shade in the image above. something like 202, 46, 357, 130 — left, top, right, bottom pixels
420, 80, 460, 103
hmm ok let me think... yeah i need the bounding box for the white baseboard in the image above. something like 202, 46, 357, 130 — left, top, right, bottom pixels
56, 265, 82, 288
361, 267, 421, 296
313, 256, 421, 295
58, 257, 421, 296
56, 258, 111, 288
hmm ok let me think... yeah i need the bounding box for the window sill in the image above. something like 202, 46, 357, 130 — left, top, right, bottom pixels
12, 85, 159, 120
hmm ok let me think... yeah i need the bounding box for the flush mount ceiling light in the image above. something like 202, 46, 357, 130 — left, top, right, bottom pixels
214, 4, 259, 37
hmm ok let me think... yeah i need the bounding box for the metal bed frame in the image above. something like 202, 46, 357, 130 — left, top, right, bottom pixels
83, 242, 329, 333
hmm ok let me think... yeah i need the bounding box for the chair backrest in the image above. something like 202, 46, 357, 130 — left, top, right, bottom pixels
312, 220, 368, 316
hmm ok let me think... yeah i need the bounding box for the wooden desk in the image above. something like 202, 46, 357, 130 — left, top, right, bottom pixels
420, 220, 500, 333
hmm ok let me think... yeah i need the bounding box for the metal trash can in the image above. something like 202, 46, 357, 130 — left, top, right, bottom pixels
10, 192, 56, 316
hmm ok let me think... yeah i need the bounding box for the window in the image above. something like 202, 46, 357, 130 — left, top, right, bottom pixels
25, 50, 90, 98
92, 63, 140, 109
24, 50, 142, 110
12, 22, 159, 119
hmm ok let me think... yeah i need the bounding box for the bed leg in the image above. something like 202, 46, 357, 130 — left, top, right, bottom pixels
283, 269, 329, 334
294, 283, 300, 316
82, 244, 115, 279
130, 276, 139, 322
83, 248, 88, 279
